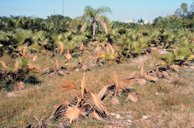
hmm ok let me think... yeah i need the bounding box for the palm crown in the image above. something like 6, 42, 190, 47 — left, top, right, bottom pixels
82, 6, 112, 37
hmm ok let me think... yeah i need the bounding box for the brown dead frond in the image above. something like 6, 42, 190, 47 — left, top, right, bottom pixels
162, 71, 171, 80
65, 106, 81, 124
58, 41, 64, 55
14, 60, 19, 71
126, 92, 139, 103
0, 60, 8, 69
119, 79, 136, 90
55, 59, 60, 70
140, 64, 144, 77
27, 64, 41, 73
89, 92, 109, 115
170, 64, 180, 72
92, 111, 105, 121
97, 84, 115, 100
137, 79, 146, 86
144, 74, 158, 82
65, 50, 72, 61
16, 81, 24, 91
80, 43, 84, 51
22, 45, 28, 56
61, 80, 76, 92
32, 55, 38, 62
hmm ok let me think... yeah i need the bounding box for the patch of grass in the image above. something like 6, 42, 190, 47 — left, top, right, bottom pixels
1, 54, 194, 127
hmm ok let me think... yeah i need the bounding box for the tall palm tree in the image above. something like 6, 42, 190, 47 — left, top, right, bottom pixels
82, 6, 112, 38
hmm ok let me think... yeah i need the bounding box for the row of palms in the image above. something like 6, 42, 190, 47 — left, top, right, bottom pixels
0, 6, 194, 87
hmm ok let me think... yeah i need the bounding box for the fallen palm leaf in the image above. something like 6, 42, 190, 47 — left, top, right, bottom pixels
65, 106, 81, 124
61, 81, 76, 92
170, 64, 180, 72
126, 93, 139, 103
58, 41, 64, 54
140, 64, 144, 77
55, 59, 60, 70
119, 79, 136, 90
137, 79, 146, 86
42, 67, 55, 75
28, 64, 40, 73
183, 60, 190, 66
90, 92, 109, 115
14, 60, 19, 71
81, 73, 86, 98
58, 70, 65, 76
128, 72, 137, 79
66, 50, 72, 61
80, 43, 84, 51
0, 61, 8, 69
32, 55, 37, 62
53, 104, 68, 120
97, 84, 115, 100
22, 45, 28, 56
16, 81, 24, 91
63, 100, 71, 106
162, 71, 171, 80
144, 74, 158, 82
92, 111, 105, 121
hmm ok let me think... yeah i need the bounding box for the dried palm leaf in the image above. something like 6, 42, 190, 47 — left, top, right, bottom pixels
90, 92, 109, 115
32, 55, 37, 62
137, 79, 146, 86
53, 104, 68, 119
22, 45, 28, 56
27, 64, 40, 73
61, 81, 76, 92
14, 60, 19, 71
42, 67, 55, 75
55, 59, 60, 70
140, 64, 144, 77
119, 79, 136, 90
126, 93, 139, 103
58, 70, 65, 76
65, 107, 81, 124
79, 43, 84, 51
0, 61, 8, 69
144, 74, 158, 82
107, 43, 115, 54
170, 64, 180, 72
92, 111, 105, 121
58, 41, 64, 54
16, 81, 24, 91
66, 50, 72, 61
162, 71, 171, 80
97, 84, 115, 100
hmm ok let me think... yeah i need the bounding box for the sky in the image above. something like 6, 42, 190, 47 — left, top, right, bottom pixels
0, 0, 193, 21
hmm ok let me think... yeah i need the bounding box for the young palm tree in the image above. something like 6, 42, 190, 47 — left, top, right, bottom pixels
82, 6, 112, 38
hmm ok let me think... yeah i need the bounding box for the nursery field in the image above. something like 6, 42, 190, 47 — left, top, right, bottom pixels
1, 4, 194, 128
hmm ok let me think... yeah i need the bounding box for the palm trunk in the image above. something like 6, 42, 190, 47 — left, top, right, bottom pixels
92, 19, 97, 38
101, 19, 108, 34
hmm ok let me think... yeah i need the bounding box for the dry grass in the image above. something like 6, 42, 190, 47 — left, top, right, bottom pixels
1, 53, 194, 127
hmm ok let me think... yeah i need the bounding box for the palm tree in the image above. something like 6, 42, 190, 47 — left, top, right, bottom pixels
82, 6, 112, 38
